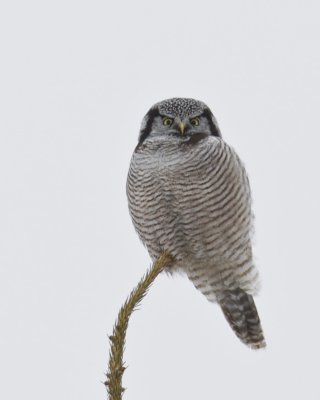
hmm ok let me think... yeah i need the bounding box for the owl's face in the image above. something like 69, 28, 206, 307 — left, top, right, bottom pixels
138, 98, 221, 145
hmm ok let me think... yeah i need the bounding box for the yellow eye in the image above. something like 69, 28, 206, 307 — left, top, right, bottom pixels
163, 117, 173, 126
190, 117, 200, 126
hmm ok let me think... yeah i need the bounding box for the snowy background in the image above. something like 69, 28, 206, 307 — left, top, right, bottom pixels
1, 1, 320, 399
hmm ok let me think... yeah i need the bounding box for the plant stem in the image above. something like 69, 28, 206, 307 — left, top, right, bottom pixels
105, 252, 174, 400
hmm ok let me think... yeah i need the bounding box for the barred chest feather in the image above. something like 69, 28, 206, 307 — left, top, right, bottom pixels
127, 135, 259, 298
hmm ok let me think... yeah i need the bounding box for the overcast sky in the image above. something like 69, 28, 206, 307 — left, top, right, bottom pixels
1, 1, 320, 399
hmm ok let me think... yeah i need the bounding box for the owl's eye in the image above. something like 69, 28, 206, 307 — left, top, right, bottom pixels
190, 117, 200, 126
163, 117, 173, 126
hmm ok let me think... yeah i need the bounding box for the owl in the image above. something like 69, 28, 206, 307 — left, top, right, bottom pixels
127, 98, 266, 349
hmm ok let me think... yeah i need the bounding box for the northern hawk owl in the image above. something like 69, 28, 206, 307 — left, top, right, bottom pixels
127, 98, 266, 349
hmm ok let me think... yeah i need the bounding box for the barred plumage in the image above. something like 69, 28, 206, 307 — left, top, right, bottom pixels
127, 98, 266, 349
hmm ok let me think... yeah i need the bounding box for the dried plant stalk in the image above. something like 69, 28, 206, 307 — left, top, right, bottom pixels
105, 252, 174, 400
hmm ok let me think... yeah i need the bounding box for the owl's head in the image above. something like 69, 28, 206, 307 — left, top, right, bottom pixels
138, 98, 221, 144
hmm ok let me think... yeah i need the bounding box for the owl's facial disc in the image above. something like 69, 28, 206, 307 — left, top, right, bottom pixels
162, 116, 205, 137
138, 98, 221, 145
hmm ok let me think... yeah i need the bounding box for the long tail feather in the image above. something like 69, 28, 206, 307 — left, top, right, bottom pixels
218, 288, 266, 349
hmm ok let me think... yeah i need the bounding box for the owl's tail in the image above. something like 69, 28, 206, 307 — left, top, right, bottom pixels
217, 288, 266, 350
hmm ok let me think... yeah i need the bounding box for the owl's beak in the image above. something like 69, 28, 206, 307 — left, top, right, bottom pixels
179, 122, 186, 135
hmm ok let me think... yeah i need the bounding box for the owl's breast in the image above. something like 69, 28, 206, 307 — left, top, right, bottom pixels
127, 136, 251, 264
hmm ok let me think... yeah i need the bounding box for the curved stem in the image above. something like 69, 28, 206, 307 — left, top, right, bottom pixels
105, 252, 174, 400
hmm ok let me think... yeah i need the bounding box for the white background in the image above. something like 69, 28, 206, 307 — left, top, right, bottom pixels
1, 1, 319, 399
